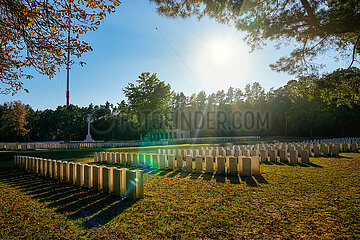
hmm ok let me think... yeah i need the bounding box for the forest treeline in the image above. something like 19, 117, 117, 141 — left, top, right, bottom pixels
1, 71, 360, 142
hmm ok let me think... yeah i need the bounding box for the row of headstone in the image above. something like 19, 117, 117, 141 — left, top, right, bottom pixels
184, 136, 261, 141
14, 155, 143, 199
0, 143, 37, 151
305, 137, 360, 143
259, 148, 310, 163
0, 140, 169, 151
157, 148, 260, 158
1, 136, 262, 151
157, 140, 359, 160
95, 152, 260, 176
3, 137, 358, 152
154, 148, 304, 163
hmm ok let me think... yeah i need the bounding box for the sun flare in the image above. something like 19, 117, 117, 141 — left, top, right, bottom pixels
208, 40, 233, 64
193, 33, 250, 91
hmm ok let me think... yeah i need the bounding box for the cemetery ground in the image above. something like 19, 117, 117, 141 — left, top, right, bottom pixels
0, 145, 359, 239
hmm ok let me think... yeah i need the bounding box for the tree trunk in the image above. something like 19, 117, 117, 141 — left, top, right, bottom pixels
284, 115, 288, 138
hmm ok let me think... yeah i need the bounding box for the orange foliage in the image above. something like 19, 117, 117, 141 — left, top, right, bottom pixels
0, 0, 121, 94
1, 101, 30, 136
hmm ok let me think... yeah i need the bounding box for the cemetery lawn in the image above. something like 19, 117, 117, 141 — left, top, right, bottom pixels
0, 149, 359, 239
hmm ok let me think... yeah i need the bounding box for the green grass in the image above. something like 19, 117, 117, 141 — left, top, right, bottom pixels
0, 148, 359, 239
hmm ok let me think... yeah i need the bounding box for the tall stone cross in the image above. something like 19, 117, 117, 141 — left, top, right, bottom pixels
85, 116, 94, 142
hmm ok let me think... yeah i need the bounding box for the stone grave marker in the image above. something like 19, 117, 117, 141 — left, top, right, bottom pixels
241, 157, 251, 176
75, 163, 84, 186
62, 161, 68, 182
301, 149, 310, 163
69, 162, 76, 184
176, 155, 183, 170
269, 149, 277, 162
121, 168, 129, 196
168, 155, 175, 170
102, 167, 111, 193
280, 149, 287, 163
84, 164, 93, 188
56, 160, 62, 180
194, 156, 203, 173
260, 149, 268, 162
159, 155, 166, 170
215, 156, 225, 174
51, 160, 57, 178
227, 156, 238, 175
251, 156, 260, 175
185, 156, 193, 172
290, 150, 298, 164
152, 154, 159, 169
112, 167, 121, 196
205, 156, 214, 174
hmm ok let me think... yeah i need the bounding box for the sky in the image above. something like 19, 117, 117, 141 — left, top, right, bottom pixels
0, 0, 351, 110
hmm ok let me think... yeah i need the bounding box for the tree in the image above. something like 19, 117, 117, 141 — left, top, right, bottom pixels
196, 90, 207, 110
91, 101, 118, 140
24, 102, 138, 141
267, 81, 298, 136
172, 91, 187, 110
0, 0, 120, 94
226, 87, 234, 103
0, 101, 30, 141
206, 92, 217, 111
215, 89, 226, 106
310, 67, 359, 107
122, 72, 173, 134
244, 82, 265, 104
292, 67, 360, 107
53, 104, 87, 140
151, 0, 360, 75
233, 88, 244, 103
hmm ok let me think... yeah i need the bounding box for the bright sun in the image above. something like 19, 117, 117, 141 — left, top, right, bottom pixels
208, 40, 233, 65
193, 33, 250, 91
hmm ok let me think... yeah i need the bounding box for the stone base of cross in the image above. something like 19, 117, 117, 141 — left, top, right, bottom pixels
85, 134, 94, 142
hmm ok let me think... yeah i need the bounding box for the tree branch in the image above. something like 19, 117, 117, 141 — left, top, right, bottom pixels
299, 0, 332, 33
348, 34, 360, 69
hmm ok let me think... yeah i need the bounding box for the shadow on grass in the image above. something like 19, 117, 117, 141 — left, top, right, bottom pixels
305, 162, 322, 168
283, 162, 297, 166
202, 173, 213, 181
94, 162, 147, 171
262, 162, 274, 165
253, 174, 269, 184
190, 173, 201, 180
0, 167, 137, 229
297, 163, 310, 167
142, 168, 153, 173
158, 170, 171, 176
179, 171, 190, 178
159, 170, 269, 186
268, 161, 323, 168
81, 197, 137, 229
240, 176, 258, 187
273, 162, 285, 165
167, 170, 180, 178
226, 175, 240, 184
214, 174, 225, 183
148, 169, 160, 175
